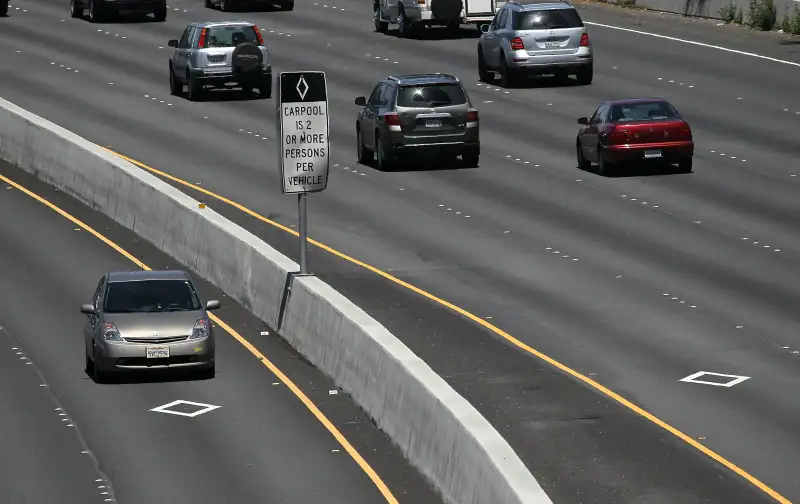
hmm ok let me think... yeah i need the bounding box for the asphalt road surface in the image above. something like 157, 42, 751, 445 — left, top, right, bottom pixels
1, 0, 799, 502
0, 162, 444, 504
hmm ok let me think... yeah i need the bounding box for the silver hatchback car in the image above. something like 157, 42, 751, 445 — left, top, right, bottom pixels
82, 270, 220, 382
477, 0, 593, 87
168, 20, 272, 101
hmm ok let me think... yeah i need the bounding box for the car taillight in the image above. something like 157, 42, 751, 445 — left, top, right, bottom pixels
467, 109, 478, 122
607, 128, 629, 144
198, 27, 208, 48
252, 26, 264, 45
580, 33, 589, 47
510, 37, 524, 50
384, 112, 402, 126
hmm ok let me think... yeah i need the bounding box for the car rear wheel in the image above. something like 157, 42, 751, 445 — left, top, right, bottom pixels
0, 1, 7, 16
220, 0, 232, 11
576, 64, 593, 85
597, 147, 615, 176
576, 141, 590, 170
398, 8, 415, 38
462, 149, 479, 168
88, 0, 105, 23
259, 79, 272, 99
169, 65, 183, 96
374, 3, 388, 32
281, 0, 294, 11
376, 134, 396, 171
187, 72, 203, 101
478, 48, 491, 83
678, 157, 693, 173
500, 55, 520, 88
153, 2, 166, 21
70, 0, 84, 18
357, 127, 374, 165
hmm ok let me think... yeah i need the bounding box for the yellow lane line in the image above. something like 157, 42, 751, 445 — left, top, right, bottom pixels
0, 171, 399, 504
107, 148, 791, 504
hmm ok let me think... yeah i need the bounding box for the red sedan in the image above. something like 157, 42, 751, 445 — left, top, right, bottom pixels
576, 98, 694, 176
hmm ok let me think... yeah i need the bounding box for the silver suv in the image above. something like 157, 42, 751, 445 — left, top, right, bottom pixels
477, 0, 593, 87
354, 74, 480, 170
168, 21, 272, 101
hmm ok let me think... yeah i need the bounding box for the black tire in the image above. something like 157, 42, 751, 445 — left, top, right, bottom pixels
281, 0, 294, 10
462, 150, 479, 168
220, 0, 232, 11
576, 140, 590, 170
88, 0, 105, 22
478, 48, 491, 83
259, 77, 272, 99
204, 0, 212, 7
231, 42, 263, 76
398, 8, 414, 38
555, 69, 570, 84
374, 2, 388, 33
0, 1, 7, 16
597, 147, 615, 176
197, 364, 215, 380
500, 55, 519, 88
153, 2, 166, 21
169, 65, 183, 96
576, 64, 593, 85
70, 0, 84, 18
376, 133, 395, 171
90, 347, 107, 383
187, 71, 203, 101
357, 126, 374, 165
678, 157, 693, 173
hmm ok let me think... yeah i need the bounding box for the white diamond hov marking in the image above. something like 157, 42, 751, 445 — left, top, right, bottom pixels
296, 76, 309, 100
149, 400, 221, 417
679, 371, 750, 388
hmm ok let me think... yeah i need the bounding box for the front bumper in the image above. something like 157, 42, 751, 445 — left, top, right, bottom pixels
96, 337, 215, 371
191, 66, 272, 86
605, 141, 694, 164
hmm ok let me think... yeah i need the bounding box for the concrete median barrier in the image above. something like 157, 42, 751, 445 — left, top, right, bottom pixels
0, 96, 552, 504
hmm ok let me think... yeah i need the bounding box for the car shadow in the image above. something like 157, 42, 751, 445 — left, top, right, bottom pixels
483, 73, 584, 89
578, 160, 690, 177
85, 368, 213, 384
78, 12, 163, 23
363, 154, 481, 172
186, 87, 270, 102
207, 1, 289, 12
384, 25, 483, 40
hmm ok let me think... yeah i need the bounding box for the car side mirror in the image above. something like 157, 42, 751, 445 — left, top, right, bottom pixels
354, 96, 366, 106
577, 116, 588, 125
480, 24, 490, 33
168, 39, 179, 48
81, 303, 97, 315
205, 300, 221, 311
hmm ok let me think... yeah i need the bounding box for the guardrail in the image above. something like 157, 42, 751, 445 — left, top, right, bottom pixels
0, 96, 552, 504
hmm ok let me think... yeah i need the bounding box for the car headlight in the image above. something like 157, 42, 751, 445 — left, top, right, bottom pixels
189, 319, 210, 340
102, 322, 122, 342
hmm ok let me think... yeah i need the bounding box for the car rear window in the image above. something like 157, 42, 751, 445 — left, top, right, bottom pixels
609, 101, 682, 122
104, 280, 202, 313
204, 25, 260, 47
396, 83, 467, 108
512, 8, 584, 30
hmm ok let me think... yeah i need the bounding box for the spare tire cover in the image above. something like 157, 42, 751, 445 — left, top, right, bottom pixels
430, 0, 462, 22
232, 42, 263, 74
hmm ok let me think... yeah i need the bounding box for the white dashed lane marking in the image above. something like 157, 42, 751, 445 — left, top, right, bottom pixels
312, 2, 346, 10
365, 53, 398, 64
657, 76, 694, 88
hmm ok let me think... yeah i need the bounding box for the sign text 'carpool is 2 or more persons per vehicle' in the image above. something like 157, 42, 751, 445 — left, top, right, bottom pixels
277, 71, 330, 194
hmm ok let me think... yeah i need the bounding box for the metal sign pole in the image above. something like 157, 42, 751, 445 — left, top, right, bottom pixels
298, 193, 308, 274
276, 70, 330, 276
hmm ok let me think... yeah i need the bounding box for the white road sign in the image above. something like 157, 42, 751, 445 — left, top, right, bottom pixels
277, 71, 330, 194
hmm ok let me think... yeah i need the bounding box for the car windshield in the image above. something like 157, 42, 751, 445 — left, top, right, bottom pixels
396, 83, 467, 108
609, 101, 682, 122
204, 26, 259, 47
512, 9, 583, 30
104, 280, 202, 313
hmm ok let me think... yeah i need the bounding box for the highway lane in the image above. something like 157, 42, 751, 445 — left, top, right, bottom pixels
0, 162, 445, 504
2, 0, 800, 501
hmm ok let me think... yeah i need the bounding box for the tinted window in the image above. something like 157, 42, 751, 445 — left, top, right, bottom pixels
205, 26, 260, 47
396, 83, 467, 108
609, 101, 682, 122
512, 8, 583, 30
104, 280, 202, 313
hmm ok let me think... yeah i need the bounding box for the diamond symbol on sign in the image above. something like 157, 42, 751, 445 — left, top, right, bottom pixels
296, 76, 309, 100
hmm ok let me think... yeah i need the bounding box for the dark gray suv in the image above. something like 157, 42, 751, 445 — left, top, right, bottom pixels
355, 74, 480, 170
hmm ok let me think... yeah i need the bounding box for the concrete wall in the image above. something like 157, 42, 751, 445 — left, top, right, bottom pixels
599, 0, 797, 25
0, 96, 553, 504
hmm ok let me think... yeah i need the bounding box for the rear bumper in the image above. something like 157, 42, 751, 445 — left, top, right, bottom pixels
191, 67, 272, 86
508, 49, 592, 72
95, 338, 215, 371
385, 128, 480, 155
605, 141, 694, 163
102, 0, 164, 11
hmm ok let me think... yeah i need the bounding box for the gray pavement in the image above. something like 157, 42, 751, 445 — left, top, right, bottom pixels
0, 162, 444, 504
1, 0, 799, 502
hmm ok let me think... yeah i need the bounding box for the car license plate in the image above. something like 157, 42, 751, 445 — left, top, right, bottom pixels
644, 149, 662, 159
545, 41, 560, 48
425, 119, 442, 128
146, 346, 169, 359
